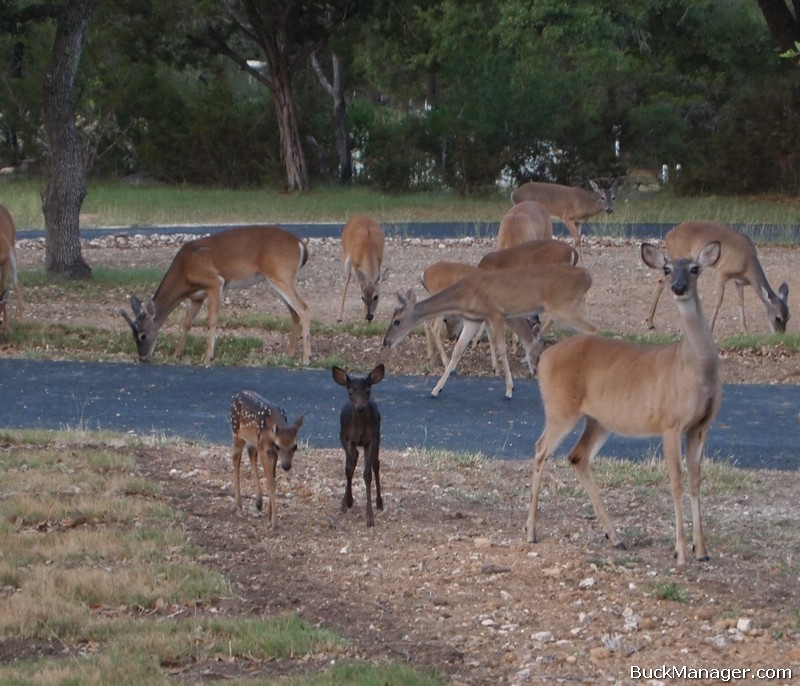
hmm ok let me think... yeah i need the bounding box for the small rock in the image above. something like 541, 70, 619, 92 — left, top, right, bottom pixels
736, 617, 755, 633
589, 646, 612, 660
579, 577, 595, 589
530, 631, 554, 643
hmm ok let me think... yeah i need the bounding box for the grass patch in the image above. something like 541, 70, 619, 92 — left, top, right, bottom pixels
650, 581, 691, 603
5, 177, 800, 231
720, 331, 800, 352
0, 431, 441, 685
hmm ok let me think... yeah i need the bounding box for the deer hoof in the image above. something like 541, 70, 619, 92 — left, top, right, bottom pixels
255, 496, 264, 512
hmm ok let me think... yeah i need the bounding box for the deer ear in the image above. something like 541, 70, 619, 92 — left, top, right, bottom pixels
778, 282, 789, 301
292, 412, 306, 430
119, 308, 136, 329
641, 243, 665, 270
144, 298, 157, 317
697, 241, 720, 268
332, 366, 349, 387
130, 295, 143, 315
589, 180, 601, 193
369, 363, 385, 385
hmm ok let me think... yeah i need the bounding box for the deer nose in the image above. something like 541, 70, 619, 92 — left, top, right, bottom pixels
365, 313, 374, 321
671, 282, 688, 296
281, 463, 292, 472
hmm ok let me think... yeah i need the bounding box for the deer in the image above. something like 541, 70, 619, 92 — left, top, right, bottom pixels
119, 225, 311, 366
510, 179, 619, 249
645, 221, 790, 334
337, 214, 386, 322
383, 263, 596, 399
332, 364, 385, 527
230, 390, 305, 530
495, 200, 553, 250
0, 204, 25, 333
420, 260, 483, 368
527, 241, 722, 565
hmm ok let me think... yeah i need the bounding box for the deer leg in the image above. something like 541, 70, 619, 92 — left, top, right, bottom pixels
430, 319, 482, 397
372, 441, 383, 512
247, 445, 264, 512
363, 448, 375, 527
487, 318, 515, 399
527, 417, 576, 544
646, 278, 666, 329
684, 424, 709, 561
342, 443, 358, 512
735, 281, 747, 333
201, 278, 224, 366
662, 430, 688, 565
337, 268, 352, 322
567, 418, 623, 548
709, 273, 728, 333
174, 296, 205, 359
232, 436, 246, 510
261, 450, 278, 530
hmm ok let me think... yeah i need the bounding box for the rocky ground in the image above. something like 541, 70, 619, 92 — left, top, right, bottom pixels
6, 232, 800, 684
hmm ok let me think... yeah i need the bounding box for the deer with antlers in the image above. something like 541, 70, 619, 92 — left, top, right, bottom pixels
119, 226, 311, 365
646, 221, 790, 334
510, 180, 618, 249
0, 204, 24, 333
337, 214, 386, 322
527, 241, 722, 565
230, 390, 305, 530
384, 263, 596, 398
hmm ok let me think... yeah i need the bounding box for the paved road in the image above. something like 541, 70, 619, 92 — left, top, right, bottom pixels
18, 221, 800, 243
1, 359, 796, 471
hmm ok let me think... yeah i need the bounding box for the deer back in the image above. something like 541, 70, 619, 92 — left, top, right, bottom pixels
479, 239, 578, 271
496, 201, 554, 249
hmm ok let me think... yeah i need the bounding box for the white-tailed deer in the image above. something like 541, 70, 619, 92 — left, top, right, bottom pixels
495, 200, 553, 250
332, 364, 385, 527
383, 264, 596, 398
527, 242, 722, 565
119, 225, 311, 365
646, 221, 790, 334
0, 204, 25, 332
230, 390, 305, 530
337, 214, 386, 322
478, 238, 579, 271
510, 180, 619, 248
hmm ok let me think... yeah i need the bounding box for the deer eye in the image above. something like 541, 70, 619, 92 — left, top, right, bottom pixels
663, 267, 671, 277
138, 333, 148, 342
690, 265, 699, 274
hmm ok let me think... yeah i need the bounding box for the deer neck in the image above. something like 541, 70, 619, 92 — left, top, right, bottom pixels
412, 287, 478, 323
674, 295, 717, 379
151, 269, 195, 325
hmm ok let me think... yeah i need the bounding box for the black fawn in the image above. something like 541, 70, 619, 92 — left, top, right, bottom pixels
332, 364, 385, 527
230, 390, 305, 531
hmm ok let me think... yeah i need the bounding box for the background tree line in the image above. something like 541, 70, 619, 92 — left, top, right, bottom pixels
0, 0, 798, 276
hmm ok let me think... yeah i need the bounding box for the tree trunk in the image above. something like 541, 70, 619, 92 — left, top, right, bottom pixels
41, 0, 98, 279
312, 52, 352, 183
273, 72, 309, 192
331, 55, 352, 182
756, 0, 800, 52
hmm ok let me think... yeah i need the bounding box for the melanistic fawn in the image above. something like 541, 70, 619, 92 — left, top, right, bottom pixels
332, 364, 385, 526
230, 390, 305, 530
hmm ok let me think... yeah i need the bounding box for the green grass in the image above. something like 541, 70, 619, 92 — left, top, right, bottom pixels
650, 581, 691, 603
0, 430, 442, 686
3, 176, 800, 231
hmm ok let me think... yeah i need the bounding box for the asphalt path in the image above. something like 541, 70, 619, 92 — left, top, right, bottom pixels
1, 359, 797, 471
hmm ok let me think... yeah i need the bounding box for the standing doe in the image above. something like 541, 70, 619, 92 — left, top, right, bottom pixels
510, 180, 618, 250
645, 221, 789, 333
0, 204, 24, 332
527, 241, 722, 565
230, 390, 305, 530
337, 214, 386, 322
120, 225, 311, 365
332, 364, 385, 527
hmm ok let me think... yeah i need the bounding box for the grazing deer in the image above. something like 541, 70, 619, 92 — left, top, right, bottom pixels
646, 221, 790, 334
0, 204, 25, 332
119, 225, 311, 365
495, 200, 553, 250
420, 260, 483, 368
230, 390, 305, 530
478, 238, 579, 271
510, 180, 619, 249
337, 214, 386, 322
527, 242, 722, 565
383, 264, 596, 398
332, 364, 385, 527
